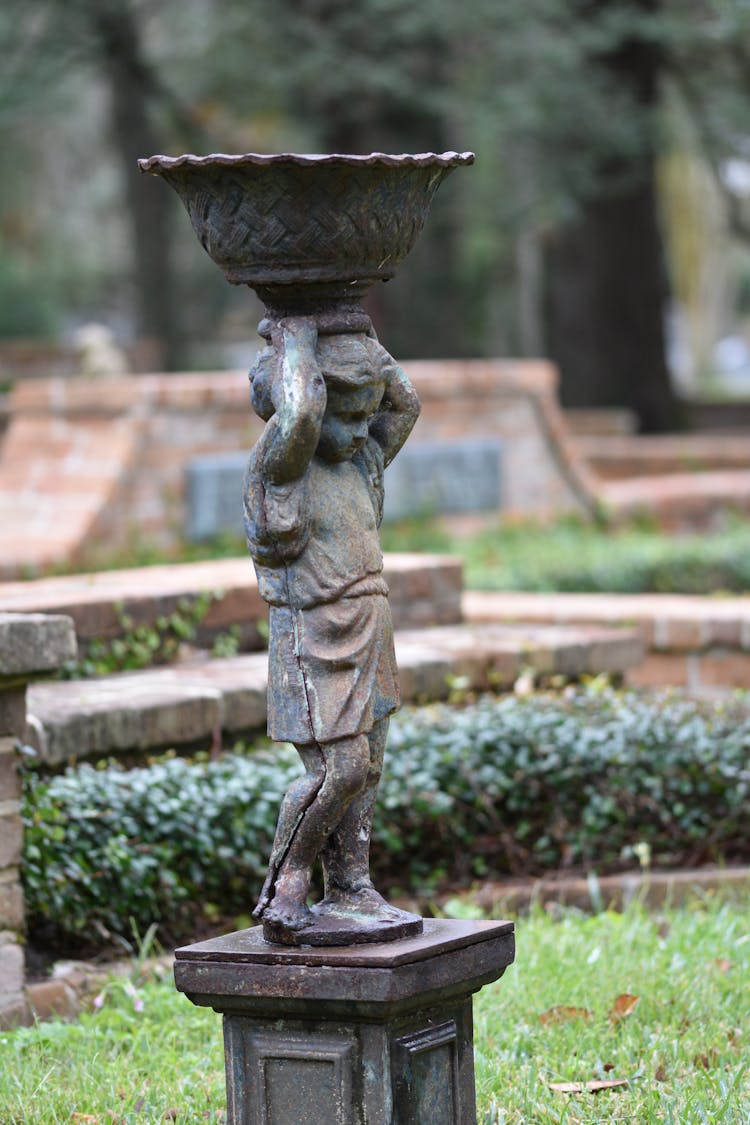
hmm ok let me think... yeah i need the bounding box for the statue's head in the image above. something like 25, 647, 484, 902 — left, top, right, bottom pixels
250, 329, 393, 425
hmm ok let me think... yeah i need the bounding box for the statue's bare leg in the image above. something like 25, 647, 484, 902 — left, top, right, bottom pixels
318, 719, 404, 920
259, 733, 370, 931
253, 744, 325, 920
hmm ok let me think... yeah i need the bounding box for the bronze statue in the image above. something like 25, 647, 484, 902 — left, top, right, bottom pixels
244, 316, 420, 943
138, 151, 474, 944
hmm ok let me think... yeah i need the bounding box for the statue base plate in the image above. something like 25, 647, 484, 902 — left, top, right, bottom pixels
262, 903, 423, 947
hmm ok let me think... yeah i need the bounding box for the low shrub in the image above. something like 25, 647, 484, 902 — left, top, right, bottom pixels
22, 687, 750, 943
384, 514, 750, 594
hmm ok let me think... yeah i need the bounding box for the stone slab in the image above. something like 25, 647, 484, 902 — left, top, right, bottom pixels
186, 452, 248, 541
463, 865, 750, 915
187, 440, 503, 536
0, 613, 76, 681
382, 439, 503, 521
26, 622, 643, 765
176, 917, 514, 1017
26, 671, 228, 766
0, 935, 24, 996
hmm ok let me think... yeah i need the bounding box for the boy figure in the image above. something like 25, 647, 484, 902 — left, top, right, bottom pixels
244, 315, 421, 943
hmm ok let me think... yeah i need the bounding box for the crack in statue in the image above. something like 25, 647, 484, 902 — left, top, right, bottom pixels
243, 316, 422, 945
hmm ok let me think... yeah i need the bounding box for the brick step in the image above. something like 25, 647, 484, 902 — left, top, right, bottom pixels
0, 553, 464, 648
574, 432, 750, 480
26, 621, 642, 767
599, 469, 750, 530
464, 590, 750, 693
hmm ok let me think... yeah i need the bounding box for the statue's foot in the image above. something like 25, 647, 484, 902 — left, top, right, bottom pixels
262, 895, 314, 933
315, 881, 413, 923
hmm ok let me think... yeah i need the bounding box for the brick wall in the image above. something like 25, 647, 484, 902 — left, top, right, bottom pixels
0, 362, 598, 576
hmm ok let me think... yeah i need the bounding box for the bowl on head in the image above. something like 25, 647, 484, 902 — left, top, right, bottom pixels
138, 151, 474, 308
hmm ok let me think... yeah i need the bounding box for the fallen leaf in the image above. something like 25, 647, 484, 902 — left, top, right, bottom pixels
657, 920, 671, 939
728, 1028, 742, 1048
715, 958, 733, 973
162, 1109, 180, 1121
71, 1117, 99, 1124
655, 1064, 668, 1082
609, 993, 640, 1023
603, 1062, 615, 1072
693, 1050, 718, 1070
539, 1005, 593, 1026
549, 1079, 628, 1094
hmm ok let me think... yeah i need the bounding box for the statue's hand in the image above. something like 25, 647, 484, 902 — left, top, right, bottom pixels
269, 317, 324, 418
278, 315, 319, 352
258, 314, 326, 484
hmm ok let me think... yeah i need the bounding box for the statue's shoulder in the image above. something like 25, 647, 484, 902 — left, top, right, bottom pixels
243, 452, 313, 566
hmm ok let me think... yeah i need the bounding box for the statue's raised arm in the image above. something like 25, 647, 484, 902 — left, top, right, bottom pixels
252, 317, 325, 485
368, 350, 421, 467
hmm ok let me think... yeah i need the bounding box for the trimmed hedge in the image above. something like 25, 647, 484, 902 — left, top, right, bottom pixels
22, 687, 750, 942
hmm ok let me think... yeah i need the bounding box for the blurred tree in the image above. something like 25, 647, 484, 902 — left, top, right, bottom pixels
473, 0, 750, 429
543, 0, 678, 431
0, 0, 215, 368
242, 0, 475, 358
3, 0, 750, 422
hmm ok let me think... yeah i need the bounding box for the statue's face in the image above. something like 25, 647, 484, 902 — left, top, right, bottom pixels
317, 381, 384, 462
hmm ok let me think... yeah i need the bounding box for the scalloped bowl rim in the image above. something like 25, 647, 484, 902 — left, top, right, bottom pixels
138, 151, 475, 173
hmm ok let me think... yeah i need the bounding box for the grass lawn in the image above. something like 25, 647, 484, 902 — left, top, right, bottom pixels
1, 897, 748, 1123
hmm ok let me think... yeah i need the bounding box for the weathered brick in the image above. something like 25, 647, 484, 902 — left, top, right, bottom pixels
627, 653, 691, 689
0, 936, 24, 996
0, 739, 20, 802
696, 651, 750, 690
0, 812, 22, 868
0, 871, 24, 930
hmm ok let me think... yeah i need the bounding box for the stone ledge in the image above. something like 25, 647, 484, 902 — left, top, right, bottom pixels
461, 865, 750, 915
0, 613, 77, 681
0, 554, 464, 646
464, 589, 750, 692
575, 431, 750, 480
464, 590, 750, 652
26, 621, 643, 766
600, 469, 750, 530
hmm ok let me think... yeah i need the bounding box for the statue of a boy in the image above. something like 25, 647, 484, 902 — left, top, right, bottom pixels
244, 316, 421, 944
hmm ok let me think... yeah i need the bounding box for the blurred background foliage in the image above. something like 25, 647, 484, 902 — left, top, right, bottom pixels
2, 0, 750, 429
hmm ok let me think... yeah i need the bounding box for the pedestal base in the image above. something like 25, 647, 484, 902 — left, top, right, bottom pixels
175, 917, 515, 1125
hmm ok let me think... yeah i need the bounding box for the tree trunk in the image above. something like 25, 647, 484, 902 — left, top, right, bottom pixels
547, 0, 680, 432
548, 170, 679, 431
93, 1, 182, 370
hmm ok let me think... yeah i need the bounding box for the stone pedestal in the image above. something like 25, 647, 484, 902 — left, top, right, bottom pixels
0, 612, 76, 1028
175, 917, 514, 1125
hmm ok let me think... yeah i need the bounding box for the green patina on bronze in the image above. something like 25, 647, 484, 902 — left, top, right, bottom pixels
139, 151, 473, 947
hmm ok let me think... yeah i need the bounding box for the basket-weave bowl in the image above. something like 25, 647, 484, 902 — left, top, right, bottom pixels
138, 152, 474, 291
